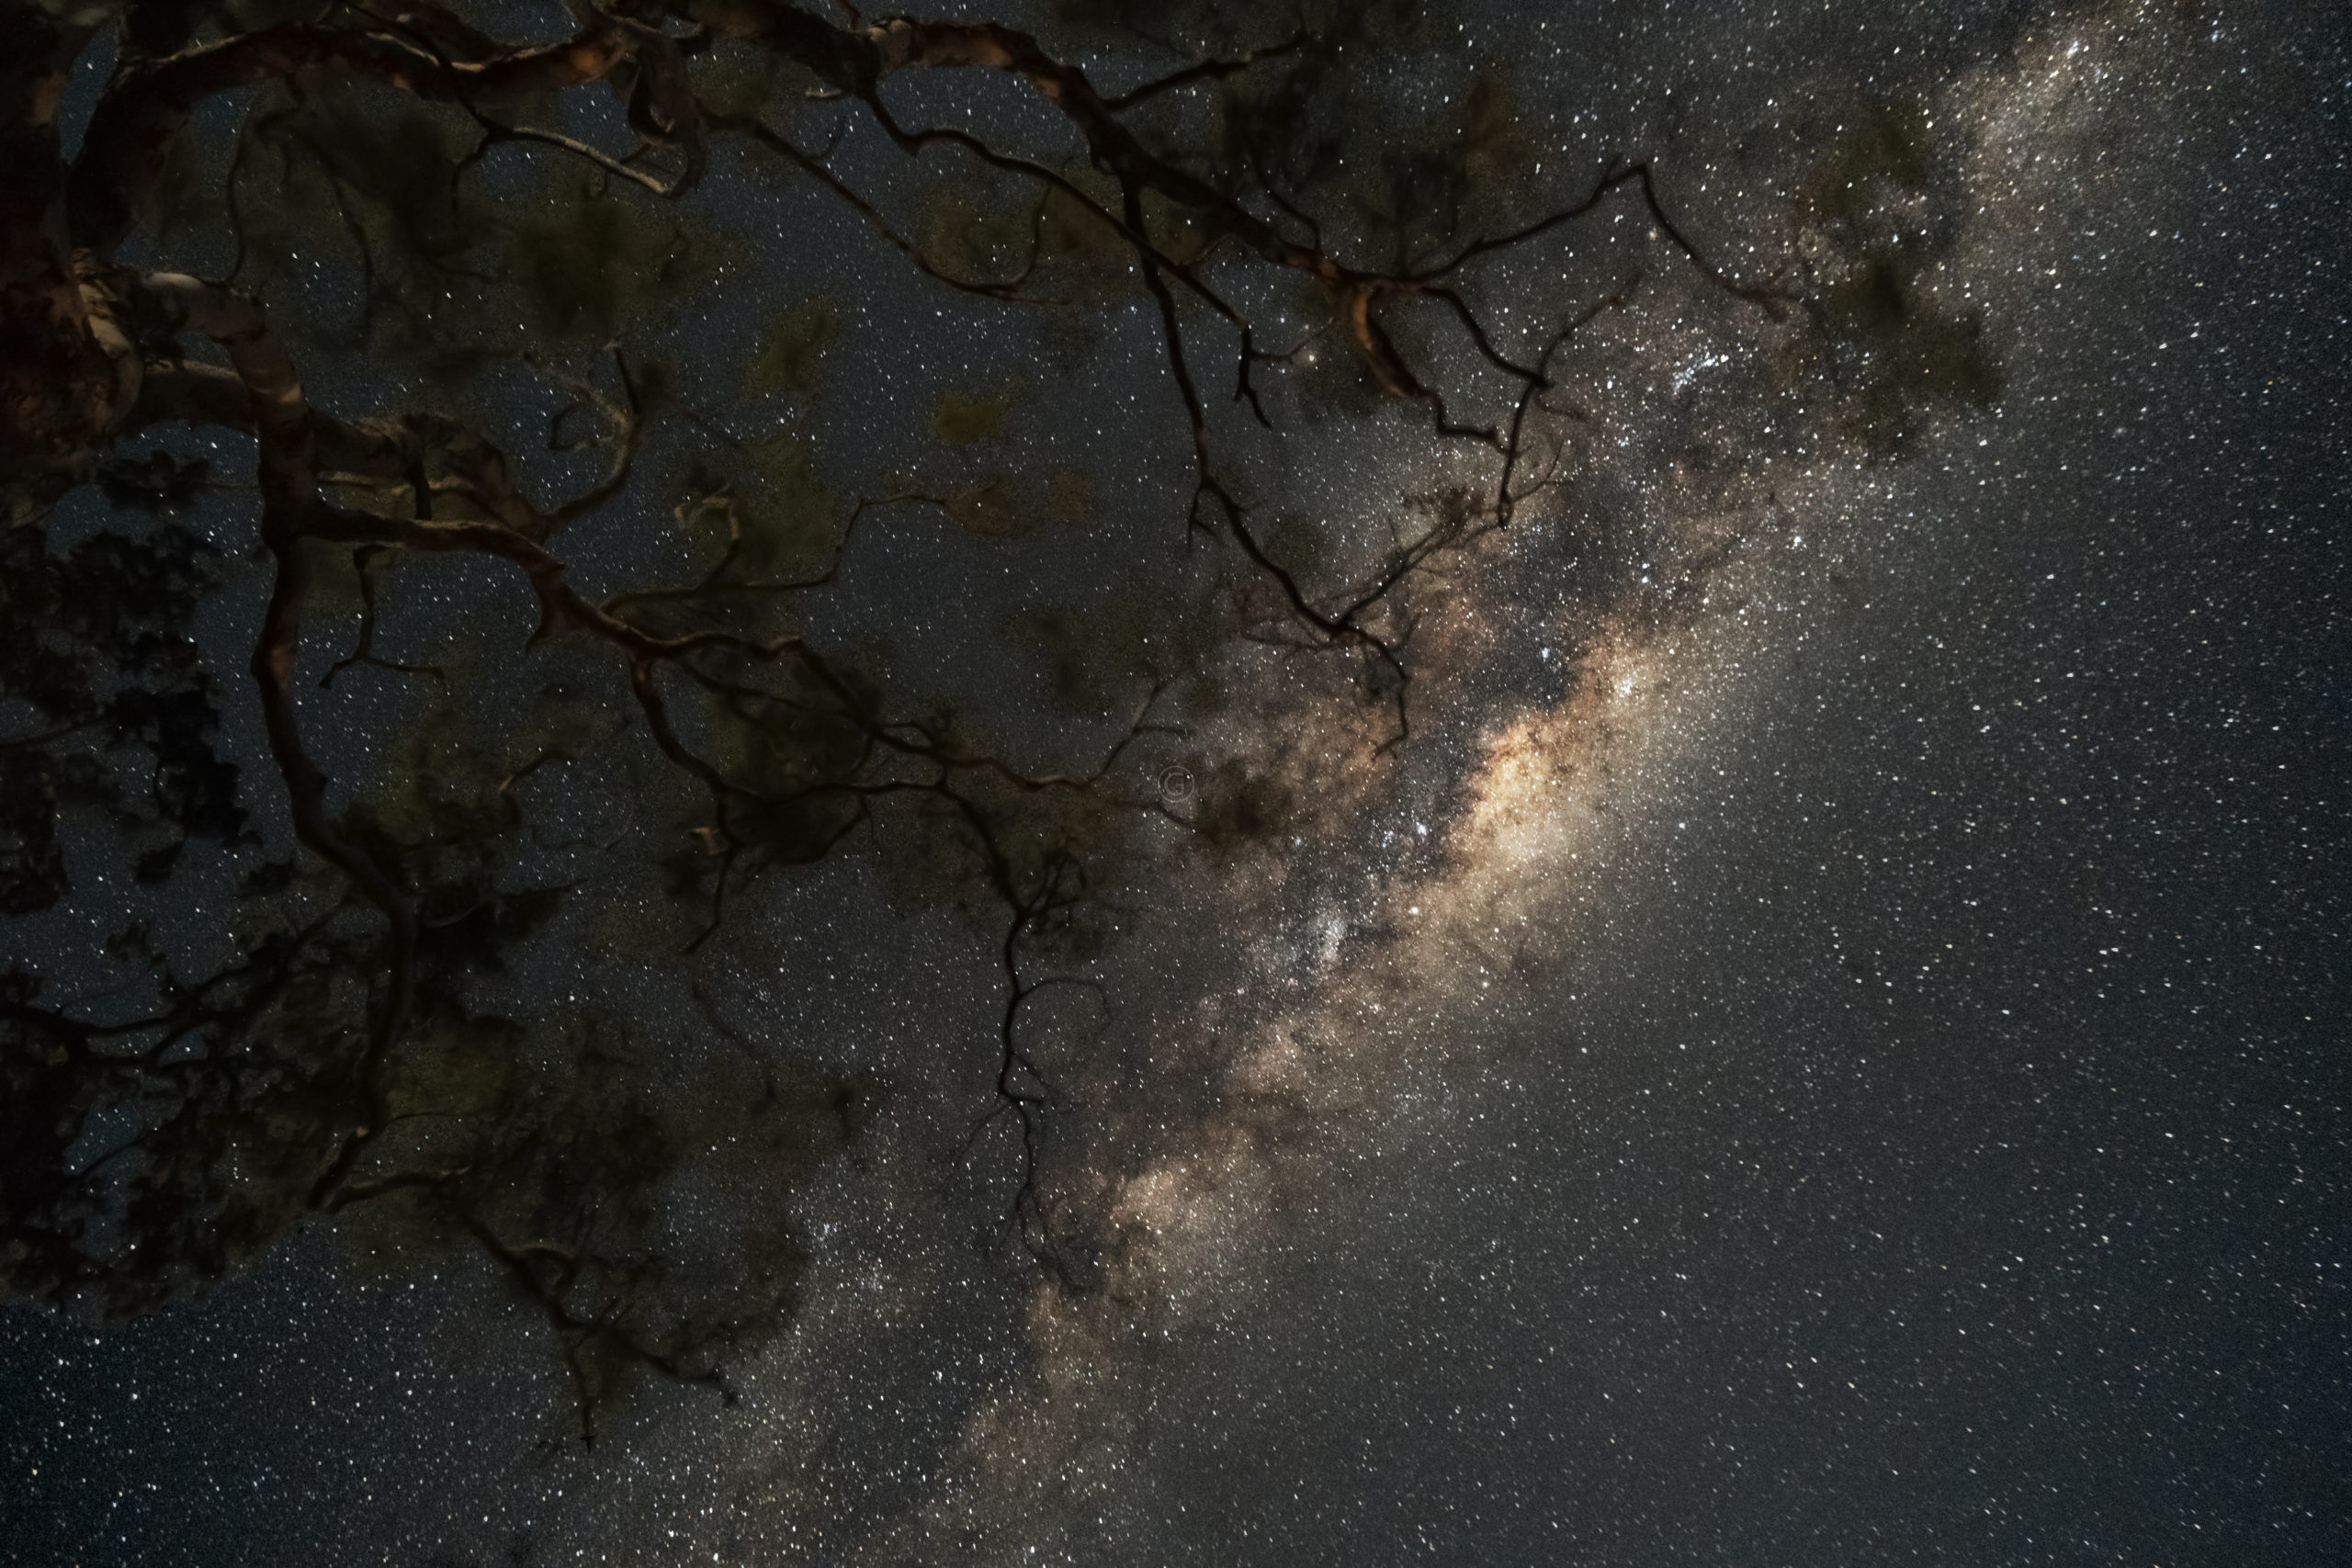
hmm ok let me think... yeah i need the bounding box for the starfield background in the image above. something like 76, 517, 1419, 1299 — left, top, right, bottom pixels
1, 0, 2345, 1562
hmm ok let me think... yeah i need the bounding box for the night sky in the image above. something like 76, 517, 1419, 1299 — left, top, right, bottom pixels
5, 0, 2347, 1564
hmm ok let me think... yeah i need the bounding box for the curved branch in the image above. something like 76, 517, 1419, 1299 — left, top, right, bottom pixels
70, 18, 630, 254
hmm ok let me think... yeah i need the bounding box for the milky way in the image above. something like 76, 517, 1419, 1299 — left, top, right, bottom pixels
5, 2, 2346, 1564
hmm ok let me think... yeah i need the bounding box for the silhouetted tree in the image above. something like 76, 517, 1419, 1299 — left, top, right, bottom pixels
0, 0, 1992, 1438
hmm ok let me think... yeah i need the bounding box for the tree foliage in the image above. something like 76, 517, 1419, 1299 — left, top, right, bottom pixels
0, 0, 1996, 1438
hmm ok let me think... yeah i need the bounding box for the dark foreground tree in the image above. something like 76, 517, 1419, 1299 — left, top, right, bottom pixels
0, 0, 1993, 1438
